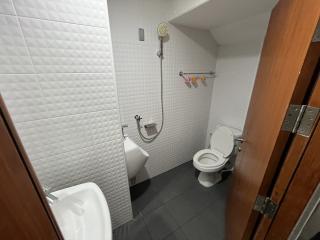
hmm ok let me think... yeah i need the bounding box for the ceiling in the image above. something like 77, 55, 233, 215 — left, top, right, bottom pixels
169, 0, 278, 30
210, 11, 271, 45
169, 0, 278, 45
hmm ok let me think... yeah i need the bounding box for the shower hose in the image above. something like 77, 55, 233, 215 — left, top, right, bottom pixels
135, 55, 164, 143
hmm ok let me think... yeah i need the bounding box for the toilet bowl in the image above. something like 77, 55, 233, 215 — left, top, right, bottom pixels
193, 125, 241, 187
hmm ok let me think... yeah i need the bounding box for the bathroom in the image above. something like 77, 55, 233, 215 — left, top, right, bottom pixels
1, 0, 320, 240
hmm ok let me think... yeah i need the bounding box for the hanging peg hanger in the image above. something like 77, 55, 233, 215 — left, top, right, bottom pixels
179, 71, 216, 78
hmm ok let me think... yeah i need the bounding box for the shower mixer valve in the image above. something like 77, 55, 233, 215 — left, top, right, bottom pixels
134, 115, 158, 136
134, 115, 142, 121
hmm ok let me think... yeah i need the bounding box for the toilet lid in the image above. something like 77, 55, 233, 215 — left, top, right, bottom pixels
210, 126, 234, 157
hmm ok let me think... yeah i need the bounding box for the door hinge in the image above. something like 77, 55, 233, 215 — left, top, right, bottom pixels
254, 195, 278, 218
281, 104, 320, 137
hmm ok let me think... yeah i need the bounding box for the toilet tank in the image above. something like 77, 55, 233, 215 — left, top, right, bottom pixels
229, 127, 242, 139
224, 126, 242, 155
214, 124, 242, 138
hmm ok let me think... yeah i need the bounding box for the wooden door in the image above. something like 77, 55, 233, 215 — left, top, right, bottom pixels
265, 79, 320, 239
225, 0, 320, 239
0, 96, 63, 239
254, 54, 320, 238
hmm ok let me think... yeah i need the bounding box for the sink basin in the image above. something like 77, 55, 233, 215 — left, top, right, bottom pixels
49, 182, 112, 240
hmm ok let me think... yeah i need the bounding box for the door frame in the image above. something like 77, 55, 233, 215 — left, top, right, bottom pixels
288, 184, 320, 239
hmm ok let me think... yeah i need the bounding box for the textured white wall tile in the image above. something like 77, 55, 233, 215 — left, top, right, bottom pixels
108, 0, 217, 183
15, 109, 122, 160
0, 74, 47, 122
0, 14, 34, 73
13, 0, 108, 27
0, 0, 132, 229
19, 17, 112, 73
0, 0, 15, 15
38, 73, 118, 118
30, 140, 123, 189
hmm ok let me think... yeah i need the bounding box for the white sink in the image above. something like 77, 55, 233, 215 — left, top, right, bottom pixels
49, 182, 112, 240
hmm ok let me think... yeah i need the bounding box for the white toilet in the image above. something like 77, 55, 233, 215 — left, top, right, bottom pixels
193, 125, 241, 187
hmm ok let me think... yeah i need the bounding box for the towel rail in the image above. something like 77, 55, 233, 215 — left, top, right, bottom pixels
179, 71, 215, 77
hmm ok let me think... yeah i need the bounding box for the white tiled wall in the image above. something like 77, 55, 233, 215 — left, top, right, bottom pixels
108, 0, 217, 183
0, 0, 132, 228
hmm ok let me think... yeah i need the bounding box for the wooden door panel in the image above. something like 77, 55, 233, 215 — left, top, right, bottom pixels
266, 113, 320, 239
254, 48, 320, 238
225, 0, 320, 239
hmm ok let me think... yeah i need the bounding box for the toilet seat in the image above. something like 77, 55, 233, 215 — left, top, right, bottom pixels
193, 149, 227, 172
210, 126, 234, 157
193, 125, 240, 187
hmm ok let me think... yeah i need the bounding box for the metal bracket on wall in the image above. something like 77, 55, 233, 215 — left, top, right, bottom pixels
281, 104, 320, 137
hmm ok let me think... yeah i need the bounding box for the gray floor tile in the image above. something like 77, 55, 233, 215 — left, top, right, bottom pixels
151, 163, 198, 203
204, 207, 225, 238
181, 209, 224, 240
113, 213, 151, 240
143, 205, 179, 240
151, 161, 195, 187
153, 183, 186, 203
163, 229, 188, 240
166, 186, 211, 226
207, 178, 231, 219
209, 174, 232, 195
183, 185, 213, 205
124, 161, 230, 240
131, 181, 164, 216
165, 193, 197, 226
205, 198, 226, 225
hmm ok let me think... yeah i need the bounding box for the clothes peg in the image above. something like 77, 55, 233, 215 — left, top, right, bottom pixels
182, 75, 191, 84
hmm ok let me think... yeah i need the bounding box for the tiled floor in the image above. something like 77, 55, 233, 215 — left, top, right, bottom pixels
113, 161, 232, 240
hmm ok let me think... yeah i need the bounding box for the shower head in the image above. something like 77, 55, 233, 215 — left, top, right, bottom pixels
157, 22, 168, 38
157, 22, 168, 58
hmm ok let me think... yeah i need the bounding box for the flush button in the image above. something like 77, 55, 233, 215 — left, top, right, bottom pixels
138, 28, 144, 41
